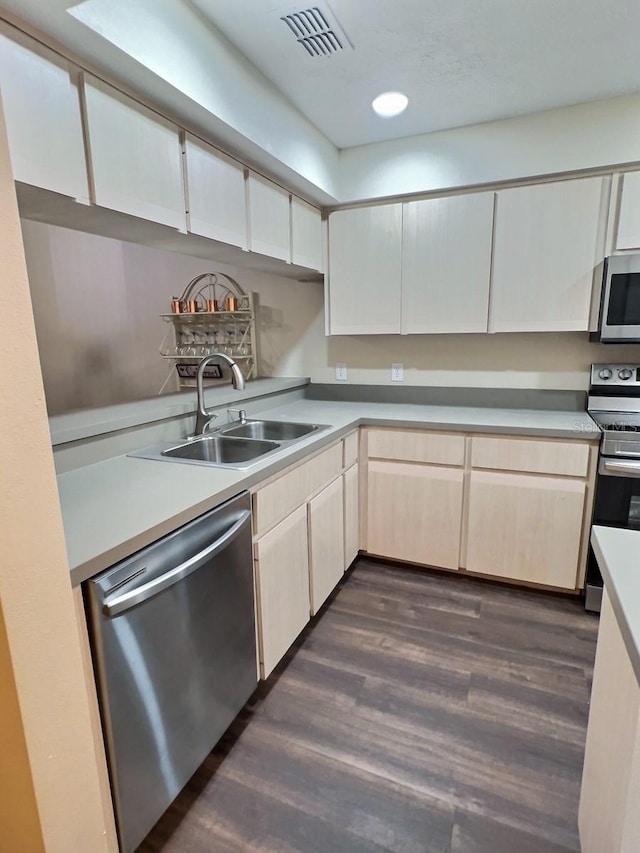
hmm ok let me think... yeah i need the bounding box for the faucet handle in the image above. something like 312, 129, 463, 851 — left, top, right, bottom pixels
228, 408, 247, 423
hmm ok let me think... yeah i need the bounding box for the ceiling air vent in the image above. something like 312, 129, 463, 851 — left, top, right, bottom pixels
281, 4, 353, 57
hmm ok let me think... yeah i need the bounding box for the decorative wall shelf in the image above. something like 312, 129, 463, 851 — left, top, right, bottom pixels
158, 272, 258, 393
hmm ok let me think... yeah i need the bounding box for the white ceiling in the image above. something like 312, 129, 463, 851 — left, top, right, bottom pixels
191, 0, 640, 149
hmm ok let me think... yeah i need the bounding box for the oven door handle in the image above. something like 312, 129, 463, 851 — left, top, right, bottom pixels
102, 510, 251, 617
600, 459, 640, 478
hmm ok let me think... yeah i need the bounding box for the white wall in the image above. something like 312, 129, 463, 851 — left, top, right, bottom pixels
21, 219, 324, 415
305, 330, 640, 391
339, 94, 640, 202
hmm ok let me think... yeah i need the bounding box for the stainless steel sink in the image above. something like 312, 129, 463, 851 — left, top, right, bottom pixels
162, 435, 280, 465
221, 419, 321, 441
129, 419, 330, 470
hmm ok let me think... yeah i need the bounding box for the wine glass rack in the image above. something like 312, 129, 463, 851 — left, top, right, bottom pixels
158, 272, 258, 393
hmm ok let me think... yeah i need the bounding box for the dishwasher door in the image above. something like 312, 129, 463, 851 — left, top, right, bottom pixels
85, 491, 256, 853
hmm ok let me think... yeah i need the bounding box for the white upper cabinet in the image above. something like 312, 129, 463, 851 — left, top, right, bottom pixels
615, 171, 640, 251
82, 75, 186, 230
183, 134, 246, 248
402, 192, 494, 334
0, 30, 88, 201
247, 172, 290, 261
291, 195, 323, 271
490, 177, 608, 332
328, 204, 403, 335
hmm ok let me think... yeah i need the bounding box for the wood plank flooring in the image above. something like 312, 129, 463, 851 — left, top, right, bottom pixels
138, 559, 599, 853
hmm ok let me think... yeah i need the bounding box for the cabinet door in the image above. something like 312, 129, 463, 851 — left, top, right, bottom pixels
309, 477, 345, 615
344, 463, 359, 570
254, 505, 310, 678
247, 172, 290, 261
291, 195, 323, 271
402, 192, 494, 333
184, 134, 246, 247
328, 204, 402, 334
82, 76, 186, 230
0, 30, 88, 201
465, 470, 586, 588
579, 591, 640, 853
367, 460, 464, 570
616, 171, 640, 251
490, 177, 607, 332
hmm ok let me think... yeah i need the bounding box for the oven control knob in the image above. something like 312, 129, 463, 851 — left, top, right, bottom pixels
618, 368, 633, 380
598, 368, 613, 380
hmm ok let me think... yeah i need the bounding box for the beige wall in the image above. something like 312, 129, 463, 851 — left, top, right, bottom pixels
21, 219, 324, 414
0, 102, 114, 849
306, 329, 640, 390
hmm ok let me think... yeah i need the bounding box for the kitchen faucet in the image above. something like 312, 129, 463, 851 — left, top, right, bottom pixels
194, 353, 245, 435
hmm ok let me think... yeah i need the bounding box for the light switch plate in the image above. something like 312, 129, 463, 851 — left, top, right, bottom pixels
391, 363, 404, 382
335, 363, 347, 381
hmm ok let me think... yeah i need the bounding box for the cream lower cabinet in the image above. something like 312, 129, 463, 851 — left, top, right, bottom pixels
309, 477, 345, 615
254, 505, 310, 679
253, 437, 356, 678
366, 459, 464, 570
344, 463, 359, 569
464, 470, 586, 589
363, 427, 596, 590
579, 590, 640, 853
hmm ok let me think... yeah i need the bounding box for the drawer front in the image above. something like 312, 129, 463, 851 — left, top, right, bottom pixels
366, 428, 465, 466
343, 431, 358, 469
253, 443, 343, 537
471, 436, 590, 477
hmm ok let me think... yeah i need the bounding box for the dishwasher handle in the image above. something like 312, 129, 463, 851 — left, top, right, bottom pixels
103, 510, 251, 617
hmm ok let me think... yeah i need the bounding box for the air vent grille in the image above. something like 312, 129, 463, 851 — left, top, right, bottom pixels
281, 5, 353, 56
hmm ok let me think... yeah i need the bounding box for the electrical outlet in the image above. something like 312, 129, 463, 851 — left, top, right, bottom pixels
391, 363, 404, 382
335, 363, 347, 381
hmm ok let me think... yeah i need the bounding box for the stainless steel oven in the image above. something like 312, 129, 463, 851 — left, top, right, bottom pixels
586, 364, 640, 610
586, 456, 640, 610
597, 254, 640, 342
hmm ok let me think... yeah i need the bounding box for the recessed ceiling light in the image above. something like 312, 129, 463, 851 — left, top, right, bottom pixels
371, 91, 408, 118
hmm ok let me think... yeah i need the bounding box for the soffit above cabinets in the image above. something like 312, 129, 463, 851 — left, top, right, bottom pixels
194, 0, 640, 148
3, 0, 640, 154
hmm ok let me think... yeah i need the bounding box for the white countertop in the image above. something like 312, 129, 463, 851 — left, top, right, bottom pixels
60, 397, 599, 586
591, 526, 640, 685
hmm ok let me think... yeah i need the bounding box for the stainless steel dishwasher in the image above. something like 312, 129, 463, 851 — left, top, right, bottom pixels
85, 491, 256, 853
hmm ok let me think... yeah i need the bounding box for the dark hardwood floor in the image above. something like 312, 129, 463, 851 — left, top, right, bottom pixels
138, 559, 599, 853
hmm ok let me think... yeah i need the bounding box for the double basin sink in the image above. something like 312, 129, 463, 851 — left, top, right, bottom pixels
130, 419, 329, 470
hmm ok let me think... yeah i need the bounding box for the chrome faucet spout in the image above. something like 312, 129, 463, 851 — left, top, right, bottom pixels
194, 353, 245, 436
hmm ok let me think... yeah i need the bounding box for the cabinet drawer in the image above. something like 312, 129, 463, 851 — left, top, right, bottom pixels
253, 443, 343, 537
343, 431, 358, 469
471, 436, 590, 477
367, 428, 465, 466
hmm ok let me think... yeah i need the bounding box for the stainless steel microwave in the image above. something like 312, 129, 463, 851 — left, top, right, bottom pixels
597, 254, 640, 342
